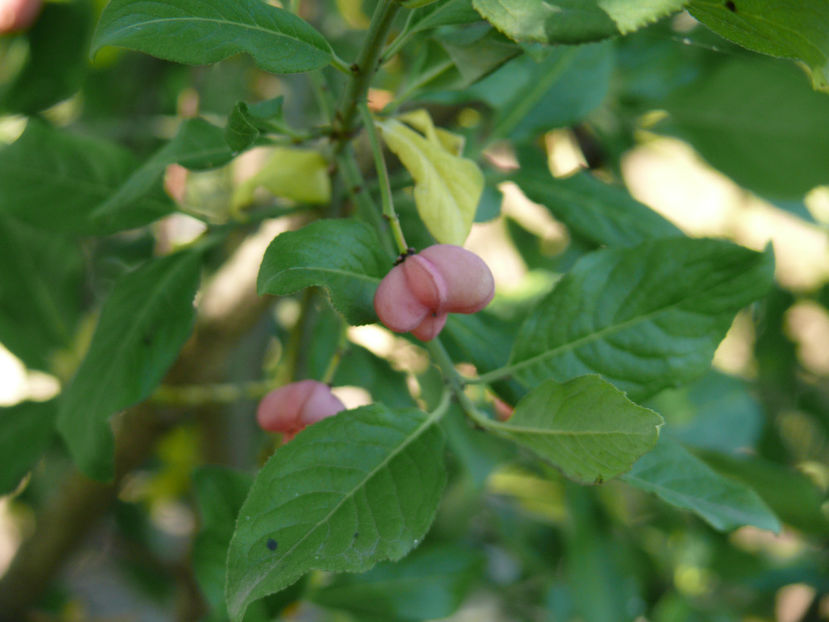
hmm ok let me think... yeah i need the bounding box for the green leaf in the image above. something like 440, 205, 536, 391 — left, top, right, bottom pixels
410, 0, 481, 34
332, 346, 418, 410
57, 251, 202, 481
0, 214, 83, 371
483, 375, 662, 484
93, 118, 233, 229
509, 238, 774, 401
257, 219, 388, 326
309, 543, 484, 620
378, 116, 483, 245
659, 56, 829, 199
623, 438, 781, 532
225, 404, 447, 622
0, 119, 172, 234
0, 0, 94, 115
0, 401, 57, 495
232, 146, 331, 209
193, 466, 254, 620
472, 0, 687, 44
689, 0, 829, 91
91, 0, 332, 74
512, 168, 682, 247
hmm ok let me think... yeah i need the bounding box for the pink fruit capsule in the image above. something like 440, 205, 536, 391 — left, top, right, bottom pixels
418, 245, 494, 314
257, 380, 345, 441
0, 0, 42, 33
373, 262, 431, 333
411, 311, 448, 341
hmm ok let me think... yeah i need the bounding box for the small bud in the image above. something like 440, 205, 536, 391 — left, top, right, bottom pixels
257, 380, 345, 441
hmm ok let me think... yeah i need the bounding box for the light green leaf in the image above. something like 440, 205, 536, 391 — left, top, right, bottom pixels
91, 0, 332, 74
225, 404, 446, 622
623, 438, 780, 532
257, 219, 388, 326
472, 0, 687, 44
509, 238, 774, 401
0, 119, 172, 234
93, 118, 233, 229
309, 543, 484, 620
378, 116, 483, 245
57, 251, 202, 481
483, 375, 662, 484
512, 167, 682, 247
0, 401, 56, 495
232, 147, 331, 209
689, 0, 829, 91
660, 56, 829, 199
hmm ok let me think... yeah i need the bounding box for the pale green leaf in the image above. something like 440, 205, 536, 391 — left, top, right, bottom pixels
56, 251, 201, 481
484, 375, 662, 484
509, 238, 774, 401
472, 0, 687, 44
623, 438, 781, 532
233, 147, 331, 209
689, 0, 829, 91
91, 0, 332, 73
225, 404, 446, 622
257, 219, 389, 325
378, 117, 483, 245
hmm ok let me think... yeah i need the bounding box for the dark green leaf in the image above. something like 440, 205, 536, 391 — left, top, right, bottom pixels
512, 168, 682, 247
332, 346, 417, 410
57, 251, 202, 481
472, 0, 687, 44
689, 0, 829, 91
410, 0, 481, 34
0, 214, 83, 370
484, 375, 662, 484
0, 0, 93, 114
0, 400, 56, 495
509, 238, 774, 401
225, 404, 446, 622
623, 438, 781, 532
257, 219, 389, 326
92, 118, 233, 229
0, 119, 172, 234
660, 56, 829, 199
91, 0, 332, 74
310, 543, 484, 620
226, 103, 262, 153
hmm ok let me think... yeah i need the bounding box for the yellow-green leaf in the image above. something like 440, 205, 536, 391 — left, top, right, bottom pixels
377, 117, 483, 245
232, 147, 331, 210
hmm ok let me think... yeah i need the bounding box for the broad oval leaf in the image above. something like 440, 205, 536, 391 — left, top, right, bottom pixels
0, 400, 57, 495
257, 219, 389, 325
225, 404, 446, 622
232, 146, 331, 209
56, 251, 202, 481
0, 119, 172, 234
377, 117, 483, 245
485, 375, 662, 484
508, 238, 774, 401
689, 0, 829, 91
472, 0, 687, 44
309, 543, 484, 620
91, 0, 332, 74
623, 438, 781, 532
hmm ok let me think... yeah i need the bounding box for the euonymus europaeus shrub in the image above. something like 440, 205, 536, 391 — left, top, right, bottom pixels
1, 1, 828, 620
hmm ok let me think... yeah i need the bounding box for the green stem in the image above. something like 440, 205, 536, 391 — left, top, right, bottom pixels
466, 365, 516, 385
380, 9, 416, 64
330, 53, 353, 76
358, 102, 409, 254
151, 380, 274, 406
384, 58, 454, 115
321, 324, 349, 385
425, 338, 493, 429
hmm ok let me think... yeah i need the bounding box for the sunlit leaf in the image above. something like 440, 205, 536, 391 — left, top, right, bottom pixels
233, 147, 331, 208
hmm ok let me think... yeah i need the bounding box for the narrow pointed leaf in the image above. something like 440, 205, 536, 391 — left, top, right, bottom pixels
91, 0, 332, 74
257, 219, 388, 325
57, 251, 201, 481
0, 401, 57, 495
0, 119, 172, 234
623, 438, 780, 532
225, 404, 446, 622
484, 375, 662, 484
509, 238, 774, 400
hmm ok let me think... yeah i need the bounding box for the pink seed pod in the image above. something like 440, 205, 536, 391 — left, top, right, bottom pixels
257, 380, 345, 441
0, 0, 42, 33
418, 245, 494, 314
411, 311, 447, 341
373, 262, 431, 333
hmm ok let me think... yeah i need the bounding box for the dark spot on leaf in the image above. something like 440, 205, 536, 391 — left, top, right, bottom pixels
266, 538, 278, 551
353, 532, 359, 539
725, 1, 737, 11
142, 335, 152, 346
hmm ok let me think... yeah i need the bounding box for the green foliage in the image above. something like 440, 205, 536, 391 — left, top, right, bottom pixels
0, 400, 56, 495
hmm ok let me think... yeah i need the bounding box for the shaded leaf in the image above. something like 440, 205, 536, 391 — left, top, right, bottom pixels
0, 401, 57, 495
509, 238, 774, 401
257, 219, 388, 325
225, 404, 446, 622
91, 0, 332, 74
410, 0, 481, 34
483, 375, 662, 484
57, 251, 202, 480
623, 438, 781, 532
